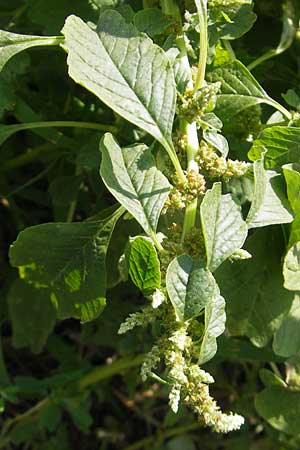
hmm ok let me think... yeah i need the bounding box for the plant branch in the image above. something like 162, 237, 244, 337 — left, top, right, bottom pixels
194, 0, 208, 91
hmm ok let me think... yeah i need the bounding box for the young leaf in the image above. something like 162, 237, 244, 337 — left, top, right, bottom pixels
61, 12, 178, 164
126, 236, 161, 296
206, 60, 286, 124
273, 294, 300, 357
283, 242, 300, 291
249, 127, 300, 169
200, 182, 248, 272
8, 280, 56, 354
246, 160, 294, 228
9, 207, 124, 323
100, 133, 170, 238
166, 255, 217, 322
198, 289, 226, 364
0, 29, 62, 72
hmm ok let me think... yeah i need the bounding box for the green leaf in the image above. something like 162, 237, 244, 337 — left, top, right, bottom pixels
198, 289, 226, 364
200, 182, 248, 272
8, 280, 56, 354
100, 133, 170, 237
282, 89, 300, 109
283, 242, 300, 291
9, 207, 123, 323
283, 163, 300, 214
255, 385, 300, 436
248, 127, 300, 169
246, 160, 294, 228
203, 129, 229, 157
126, 236, 161, 296
209, 2, 257, 41
273, 294, 300, 357
0, 29, 62, 72
27, 0, 99, 34
206, 60, 283, 124
133, 8, 174, 37
61, 12, 177, 161
166, 255, 217, 322
216, 229, 294, 347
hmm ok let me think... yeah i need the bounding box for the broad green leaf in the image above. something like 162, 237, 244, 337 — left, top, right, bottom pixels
200, 182, 248, 272
206, 60, 282, 124
9, 207, 123, 322
0, 29, 62, 72
133, 8, 174, 37
126, 236, 161, 296
61, 12, 177, 159
100, 133, 170, 237
216, 229, 294, 347
273, 294, 300, 357
255, 385, 300, 436
283, 242, 300, 291
198, 289, 226, 364
283, 164, 300, 214
166, 255, 217, 322
246, 160, 293, 228
248, 126, 300, 169
8, 280, 56, 354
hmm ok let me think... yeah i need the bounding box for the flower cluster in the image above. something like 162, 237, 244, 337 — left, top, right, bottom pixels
163, 169, 206, 214
141, 310, 244, 433
176, 82, 221, 124
118, 305, 159, 334
196, 140, 250, 181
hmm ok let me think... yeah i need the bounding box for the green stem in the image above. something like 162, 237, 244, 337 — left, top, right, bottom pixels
222, 39, 236, 60
265, 99, 292, 121
181, 121, 200, 241
2, 120, 117, 135
78, 354, 145, 390
194, 0, 208, 91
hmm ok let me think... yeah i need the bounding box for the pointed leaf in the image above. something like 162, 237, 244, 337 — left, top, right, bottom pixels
0, 29, 62, 72
200, 182, 248, 272
166, 255, 217, 322
126, 236, 161, 296
100, 133, 170, 236
9, 207, 123, 322
61, 12, 177, 155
